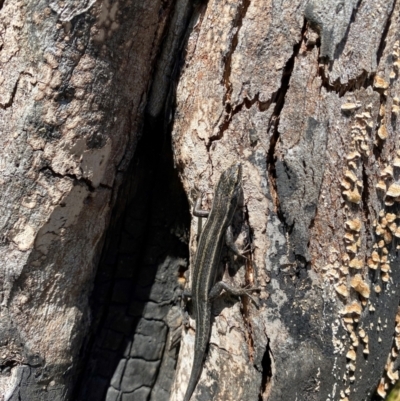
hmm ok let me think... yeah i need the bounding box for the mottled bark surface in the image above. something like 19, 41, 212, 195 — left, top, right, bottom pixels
0, 0, 174, 399
170, 0, 400, 400
1, 0, 400, 401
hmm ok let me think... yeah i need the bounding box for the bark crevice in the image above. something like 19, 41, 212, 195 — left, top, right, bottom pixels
222, 0, 251, 104
213, 94, 265, 150
316, 0, 395, 97
39, 166, 97, 192
258, 343, 272, 401
376, 0, 397, 66
205, 0, 252, 148
319, 66, 374, 97
330, 0, 363, 62
361, 162, 373, 249
266, 20, 307, 227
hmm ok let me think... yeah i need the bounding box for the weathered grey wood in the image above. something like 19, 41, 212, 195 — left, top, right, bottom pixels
0, 0, 174, 399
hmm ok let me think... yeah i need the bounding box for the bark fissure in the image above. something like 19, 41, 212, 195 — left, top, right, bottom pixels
39, 166, 97, 192
360, 162, 373, 253
373, 93, 386, 160
376, 0, 397, 66
222, 0, 251, 104
72, 4, 194, 397
319, 67, 374, 97
331, 0, 363, 62
239, 288, 255, 363
208, 0, 252, 147
233, 205, 259, 370
0, 359, 20, 371
116, 97, 140, 173
73, 115, 190, 399
266, 21, 307, 225
213, 94, 265, 149
258, 343, 272, 401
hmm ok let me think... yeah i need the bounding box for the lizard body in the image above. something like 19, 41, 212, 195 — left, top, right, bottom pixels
183, 163, 253, 401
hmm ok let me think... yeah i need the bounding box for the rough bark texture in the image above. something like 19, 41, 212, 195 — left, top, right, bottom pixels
0, 0, 175, 399
1, 0, 400, 401
170, 0, 400, 400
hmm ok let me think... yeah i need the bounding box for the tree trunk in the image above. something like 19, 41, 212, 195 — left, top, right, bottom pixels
1, 1, 400, 401
0, 0, 175, 399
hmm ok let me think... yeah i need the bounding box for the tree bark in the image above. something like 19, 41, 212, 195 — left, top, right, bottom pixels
0, 0, 174, 399
170, 1, 400, 400
1, 1, 400, 401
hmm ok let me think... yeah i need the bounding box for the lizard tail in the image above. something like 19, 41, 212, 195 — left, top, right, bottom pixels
182, 343, 206, 401
183, 310, 211, 401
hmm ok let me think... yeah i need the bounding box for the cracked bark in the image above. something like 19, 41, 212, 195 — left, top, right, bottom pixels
2, 1, 400, 401
0, 0, 175, 400
171, 1, 400, 401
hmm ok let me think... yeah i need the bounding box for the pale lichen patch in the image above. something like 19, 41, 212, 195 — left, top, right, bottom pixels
44, 52, 59, 69
343, 188, 361, 204
387, 183, 400, 197
38, 64, 54, 88
70, 71, 94, 88
12, 224, 35, 251
21, 194, 37, 209
374, 76, 389, 90
377, 125, 388, 140
49, 70, 62, 89
348, 258, 363, 269
341, 102, 360, 114
77, 54, 97, 71
350, 275, 370, 298
346, 349, 356, 361
345, 218, 361, 232
335, 284, 349, 298
94, 0, 120, 41
341, 302, 362, 316
27, 134, 46, 151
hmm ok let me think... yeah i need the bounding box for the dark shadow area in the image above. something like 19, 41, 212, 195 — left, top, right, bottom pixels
71, 0, 206, 398
258, 342, 272, 401
72, 114, 190, 400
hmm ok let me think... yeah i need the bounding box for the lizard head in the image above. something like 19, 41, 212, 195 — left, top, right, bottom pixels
215, 162, 242, 204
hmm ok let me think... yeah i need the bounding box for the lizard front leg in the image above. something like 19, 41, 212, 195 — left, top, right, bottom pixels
208, 281, 259, 305
225, 225, 253, 258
